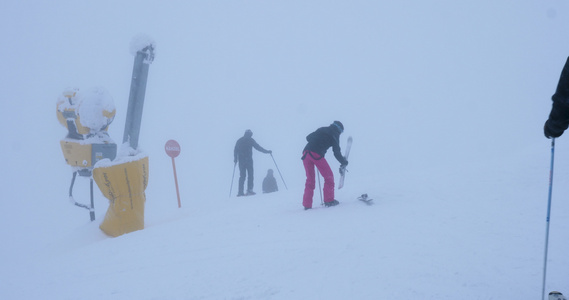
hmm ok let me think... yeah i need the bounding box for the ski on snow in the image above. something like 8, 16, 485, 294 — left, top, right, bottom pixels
338, 136, 352, 189
358, 193, 374, 205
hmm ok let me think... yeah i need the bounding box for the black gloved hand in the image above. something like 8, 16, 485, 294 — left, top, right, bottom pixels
544, 120, 564, 139
339, 165, 347, 176
543, 56, 569, 139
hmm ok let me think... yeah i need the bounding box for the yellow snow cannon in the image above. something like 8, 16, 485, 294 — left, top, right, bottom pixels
56, 87, 117, 221
93, 36, 155, 237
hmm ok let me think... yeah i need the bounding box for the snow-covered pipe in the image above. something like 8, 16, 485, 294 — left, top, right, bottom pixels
122, 35, 155, 151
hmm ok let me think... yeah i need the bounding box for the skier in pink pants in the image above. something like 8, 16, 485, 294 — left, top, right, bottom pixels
301, 121, 348, 210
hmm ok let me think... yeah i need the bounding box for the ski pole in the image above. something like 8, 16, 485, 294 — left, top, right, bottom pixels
270, 153, 288, 190
317, 170, 323, 205
229, 162, 237, 198
541, 138, 556, 300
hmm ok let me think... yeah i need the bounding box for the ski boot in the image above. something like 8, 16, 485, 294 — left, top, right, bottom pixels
324, 200, 340, 207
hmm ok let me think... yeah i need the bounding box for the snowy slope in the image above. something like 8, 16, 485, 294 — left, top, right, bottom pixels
3, 143, 568, 299
1, 1, 569, 299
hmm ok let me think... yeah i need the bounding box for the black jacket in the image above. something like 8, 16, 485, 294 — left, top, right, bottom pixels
545, 56, 569, 138
234, 131, 270, 163
262, 170, 278, 193
303, 125, 348, 165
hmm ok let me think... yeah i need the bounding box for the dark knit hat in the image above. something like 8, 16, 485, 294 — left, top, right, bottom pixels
332, 121, 344, 133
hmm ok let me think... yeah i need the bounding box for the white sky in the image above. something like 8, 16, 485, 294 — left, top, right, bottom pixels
0, 0, 566, 197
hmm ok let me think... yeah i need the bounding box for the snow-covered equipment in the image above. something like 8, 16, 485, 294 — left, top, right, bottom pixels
57, 87, 117, 221
542, 138, 556, 300
338, 136, 352, 189
92, 35, 155, 237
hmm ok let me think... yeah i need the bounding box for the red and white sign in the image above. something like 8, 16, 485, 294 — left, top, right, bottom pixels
165, 139, 182, 208
165, 139, 181, 158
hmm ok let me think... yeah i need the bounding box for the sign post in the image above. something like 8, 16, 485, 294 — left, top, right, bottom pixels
165, 139, 182, 208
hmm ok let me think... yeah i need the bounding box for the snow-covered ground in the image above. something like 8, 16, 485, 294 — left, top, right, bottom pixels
1, 1, 569, 299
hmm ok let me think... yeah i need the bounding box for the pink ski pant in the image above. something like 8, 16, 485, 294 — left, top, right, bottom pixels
303, 151, 335, 208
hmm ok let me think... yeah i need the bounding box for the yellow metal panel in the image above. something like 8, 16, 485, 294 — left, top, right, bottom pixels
93, 156, 149, 237
102, 108, 116, 121
74, 114, 90, 135
60, 140, 92, 167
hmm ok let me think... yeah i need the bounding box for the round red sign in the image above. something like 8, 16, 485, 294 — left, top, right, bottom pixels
165, 139, 181, 158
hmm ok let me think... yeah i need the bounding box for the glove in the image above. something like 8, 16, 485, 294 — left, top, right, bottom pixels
544, 120, 564, 139
339, 165, 347, 176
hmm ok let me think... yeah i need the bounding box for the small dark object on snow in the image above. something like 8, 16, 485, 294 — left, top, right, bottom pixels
549, 291, 567, 300
358, 193, 374, 205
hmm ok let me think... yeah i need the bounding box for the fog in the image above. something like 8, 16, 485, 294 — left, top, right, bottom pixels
1, 1, 569, 299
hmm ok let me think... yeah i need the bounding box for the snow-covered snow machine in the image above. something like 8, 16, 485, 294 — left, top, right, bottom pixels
57, 87, 117, 221
57, 35, 155, 238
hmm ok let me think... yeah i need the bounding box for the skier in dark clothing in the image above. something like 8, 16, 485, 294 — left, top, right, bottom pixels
262, 169, 278, 193
545, 56, 569, 138
301, 121, 348, 210
234, 129, 272, 196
